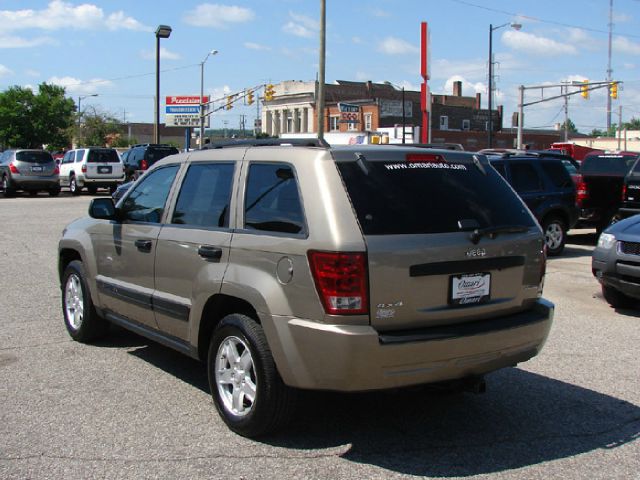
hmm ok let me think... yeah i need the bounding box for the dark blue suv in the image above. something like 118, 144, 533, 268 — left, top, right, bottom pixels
488, 153, 579, 256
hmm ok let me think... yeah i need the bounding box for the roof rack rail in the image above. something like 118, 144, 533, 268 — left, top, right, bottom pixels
201, 138, 330, 149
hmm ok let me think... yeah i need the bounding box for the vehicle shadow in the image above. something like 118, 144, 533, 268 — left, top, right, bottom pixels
268, 368, 640, 476
567, 231, 598, 246
551, 245, 592, 259
100, 328, 640, 476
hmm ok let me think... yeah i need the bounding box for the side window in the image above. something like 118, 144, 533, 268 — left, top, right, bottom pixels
62, 151, 73, 164
510, 162, 542, 193
244, 163, 305, 235
121, 165, 179, 223
541, 161, 572, 188
74, 150, 85, 163
172, 163, 235, 228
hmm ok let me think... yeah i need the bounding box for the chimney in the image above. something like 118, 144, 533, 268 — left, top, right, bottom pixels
366, 80, 372, 97
475, 93, 481, 109
453, 81, 462, 97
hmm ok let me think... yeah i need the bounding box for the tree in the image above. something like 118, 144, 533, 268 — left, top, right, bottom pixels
0, 83, 75, 149
77, 106, 125, 147
561, 118, 579, 134
623, 117, 640, 130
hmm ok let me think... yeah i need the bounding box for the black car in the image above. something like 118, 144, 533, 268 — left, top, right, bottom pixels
120, 144, 179, 181
592, 215, 640, 308
618, 155, 640, 219
488, 153, 579, 256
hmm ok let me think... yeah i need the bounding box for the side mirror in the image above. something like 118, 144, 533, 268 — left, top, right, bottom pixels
89, 198, 118, 220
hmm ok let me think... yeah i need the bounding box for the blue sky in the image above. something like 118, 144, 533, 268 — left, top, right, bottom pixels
0, 0, 639, 134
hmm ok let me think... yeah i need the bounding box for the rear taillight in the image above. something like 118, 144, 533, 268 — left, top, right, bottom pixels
9, 162, 19, 174
53, 165, 60, 175
622, 184, 627, 201
575, 175, 588, 207
140, 160, 148, 170
538, 245, 547, 296
81, 164, 87, 173
308, 251, 368, 315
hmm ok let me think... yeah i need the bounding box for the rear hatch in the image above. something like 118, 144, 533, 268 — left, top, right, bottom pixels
335, 148, 543, 331
145, 146, 179, 169
623, 158, 640, 209
579, 154, 637, 210
15, 150, 56, 177
85, 148, 123, 179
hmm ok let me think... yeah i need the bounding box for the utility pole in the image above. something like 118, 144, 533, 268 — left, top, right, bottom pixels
607, 0, 614, 131
618, 105, 623, 150
316, 0, 326, 141
517, 85, 524, 149
563, 84, 569, 142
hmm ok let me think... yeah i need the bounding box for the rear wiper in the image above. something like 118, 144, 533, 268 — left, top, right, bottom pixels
470, 225, 529, 244
472, 154, 487, 175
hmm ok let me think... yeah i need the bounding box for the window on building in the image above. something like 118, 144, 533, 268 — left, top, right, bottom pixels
347, 121, 358, 131
462, 119, 471, 131
439, 116, 449, 130
330, 116, 339, 131
364, 113, 372, 131
286, 110, 293, 133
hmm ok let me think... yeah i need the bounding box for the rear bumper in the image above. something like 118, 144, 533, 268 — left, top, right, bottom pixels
267, 299, 554, 391
11, 175, 58, 190
77, 175, 125, 187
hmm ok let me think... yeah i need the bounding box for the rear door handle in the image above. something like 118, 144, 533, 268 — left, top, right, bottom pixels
198, 245, 223, 262
134, 239, 153, 252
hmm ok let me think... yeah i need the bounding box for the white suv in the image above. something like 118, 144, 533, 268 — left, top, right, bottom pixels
59, 147, 125, 195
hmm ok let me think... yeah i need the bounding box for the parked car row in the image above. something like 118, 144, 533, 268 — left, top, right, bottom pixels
0, 144, 179, 197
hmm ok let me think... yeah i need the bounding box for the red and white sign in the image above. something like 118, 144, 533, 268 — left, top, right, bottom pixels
166, 95, 209, 105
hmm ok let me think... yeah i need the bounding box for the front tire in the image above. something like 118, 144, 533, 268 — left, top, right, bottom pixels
602, 285, 636, 309
543, 216, 567, 256
62, 260, 109, 342
208, 314, 297, 437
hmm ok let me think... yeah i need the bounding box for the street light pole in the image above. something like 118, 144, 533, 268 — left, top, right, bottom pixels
316, 0, 326, 141
488, 22, 521, 149
77, 94, 98, 145
401, 86, 406, 144
154, 25, 172, 145
200, 50, 218, 147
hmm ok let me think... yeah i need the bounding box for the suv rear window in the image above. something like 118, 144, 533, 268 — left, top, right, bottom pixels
336, 154, 536, 235
146, 147, 179, 164
88, 149, 120, 163
16, 151, 53, 164
581, 154, 638, 175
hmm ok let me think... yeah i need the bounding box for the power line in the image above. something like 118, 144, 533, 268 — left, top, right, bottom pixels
447, 0, 640, 39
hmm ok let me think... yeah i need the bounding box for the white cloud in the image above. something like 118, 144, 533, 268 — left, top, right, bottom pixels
48, 76, 114, 95
430, 58, 486, 81
613, 36, 640, 55
282, 12, 318, 38
352, 36, 363, 45
502, 30, 577, 56
140, 47, 181, 61
442, 75, 485, 97
377, 37, 418, 55
371, 8, 390, 18
25, 69, 40, 77
0, 35, 56, 48
0, 1, 150, 32
566, 28, 601, 52
0, 65, 13, 78
105, 11, 150, 32
183, 4, 255, 28
244, 42, 271, 51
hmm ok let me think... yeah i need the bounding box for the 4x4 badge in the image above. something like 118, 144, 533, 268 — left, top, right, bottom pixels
466, 248, 486, 257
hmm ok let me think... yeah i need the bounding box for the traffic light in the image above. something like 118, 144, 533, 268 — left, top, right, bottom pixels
581, 80, 589, 99
226, 95, 233, 110
247, 90, 254, 105
610, 82, 618, 99
264, 84, 275, 101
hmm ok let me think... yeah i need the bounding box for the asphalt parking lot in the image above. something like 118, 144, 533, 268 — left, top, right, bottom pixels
1, 193, 638, 479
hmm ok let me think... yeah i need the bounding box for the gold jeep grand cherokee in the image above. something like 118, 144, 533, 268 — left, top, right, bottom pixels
58, 139, 554, 437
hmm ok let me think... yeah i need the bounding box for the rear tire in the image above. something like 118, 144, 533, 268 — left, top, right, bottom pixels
49, 187, 61, 197
69, 175, 81, 196
543, 216, 567, 256
87, 186, 97, 195
208, 314, 297, 437
602, 285, 636, 309
28, 190, 38, 196
61, 260, 109, 342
